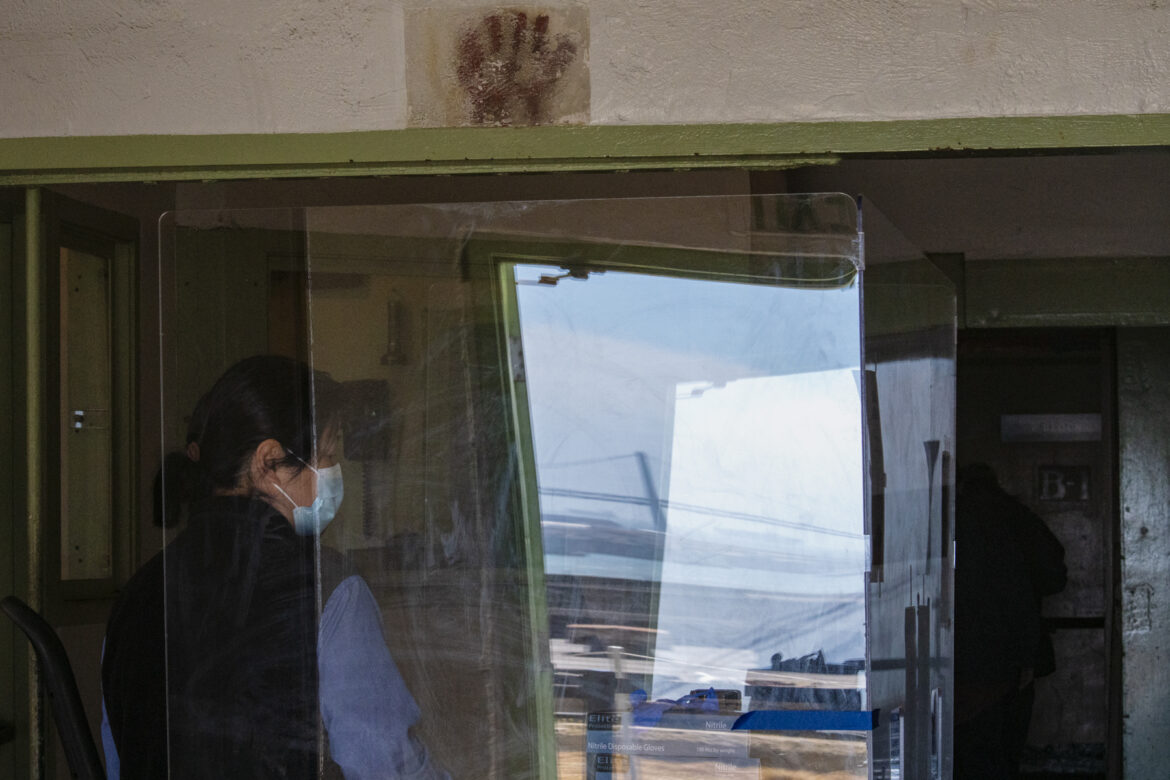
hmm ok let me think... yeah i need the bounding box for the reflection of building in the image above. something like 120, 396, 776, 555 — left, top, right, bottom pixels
746, 651, 865, 711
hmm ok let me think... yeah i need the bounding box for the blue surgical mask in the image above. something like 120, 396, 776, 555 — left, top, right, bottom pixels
272, 461, 344, 536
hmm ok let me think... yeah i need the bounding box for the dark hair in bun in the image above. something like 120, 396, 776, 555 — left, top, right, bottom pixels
153, 355, 341, 527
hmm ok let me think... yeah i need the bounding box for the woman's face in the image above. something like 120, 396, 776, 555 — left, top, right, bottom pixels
266, 428, 340, 522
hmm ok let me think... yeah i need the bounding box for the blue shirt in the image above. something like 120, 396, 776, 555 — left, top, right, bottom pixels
102, 574, 447, 779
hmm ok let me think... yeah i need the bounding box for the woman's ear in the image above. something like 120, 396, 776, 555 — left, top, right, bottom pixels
250, 438, 287, 489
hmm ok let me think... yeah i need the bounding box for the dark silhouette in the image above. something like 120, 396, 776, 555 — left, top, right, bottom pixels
954, 463, 1067, 779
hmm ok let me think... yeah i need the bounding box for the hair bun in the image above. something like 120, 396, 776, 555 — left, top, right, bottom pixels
153, 450, 201, 528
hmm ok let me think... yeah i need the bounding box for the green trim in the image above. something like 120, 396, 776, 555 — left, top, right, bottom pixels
0, 212, 16, 780
496, 260, 557, 780
24, 189, 42, 615
23, 187, 42, 780
112, 239, 138, 587
964, 256, 1170, 328
2, 114, 1168, 184
8, 196, 31, 780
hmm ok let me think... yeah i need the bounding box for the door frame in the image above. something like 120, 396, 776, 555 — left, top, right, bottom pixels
956, 327, 1121, 777
7, 189, 139, 780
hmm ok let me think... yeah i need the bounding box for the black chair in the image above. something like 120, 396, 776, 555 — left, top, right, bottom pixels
1, 596, 106, 780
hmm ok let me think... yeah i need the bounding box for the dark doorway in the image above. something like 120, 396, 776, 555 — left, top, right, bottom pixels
957, 328, 1118, 779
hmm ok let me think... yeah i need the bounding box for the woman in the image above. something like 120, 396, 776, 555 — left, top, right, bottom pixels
101, 355, 446, 779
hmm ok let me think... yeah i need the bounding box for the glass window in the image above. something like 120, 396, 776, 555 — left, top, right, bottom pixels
109, 194, 952, 779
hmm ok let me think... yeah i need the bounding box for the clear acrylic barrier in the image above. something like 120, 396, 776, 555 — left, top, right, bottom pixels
860, 198, 957, 780
106, 194, 952, 778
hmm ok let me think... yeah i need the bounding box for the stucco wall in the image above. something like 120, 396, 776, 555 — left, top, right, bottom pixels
3, 1, 1170, 136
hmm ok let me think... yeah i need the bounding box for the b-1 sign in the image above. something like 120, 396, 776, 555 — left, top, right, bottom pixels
1037, 465, 1090, 501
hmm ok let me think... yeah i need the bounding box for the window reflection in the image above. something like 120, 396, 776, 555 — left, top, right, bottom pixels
152, 194, 953, 780
513, 263, 867, 778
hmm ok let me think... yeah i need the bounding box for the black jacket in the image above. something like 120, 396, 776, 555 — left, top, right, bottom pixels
103, 496, 345, 778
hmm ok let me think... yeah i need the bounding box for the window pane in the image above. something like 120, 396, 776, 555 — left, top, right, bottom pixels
136, 194, 952, 779
512, 258, 867, 777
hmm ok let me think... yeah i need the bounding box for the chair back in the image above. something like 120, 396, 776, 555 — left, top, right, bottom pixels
1, 596, 106, 780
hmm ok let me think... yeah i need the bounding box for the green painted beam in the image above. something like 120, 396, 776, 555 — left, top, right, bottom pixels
965, 257, 1170, 328
1, 114, 1168, 184
23, 187, 42, 780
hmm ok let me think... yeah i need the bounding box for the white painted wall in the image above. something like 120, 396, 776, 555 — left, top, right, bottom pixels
2, 0, 1170, 136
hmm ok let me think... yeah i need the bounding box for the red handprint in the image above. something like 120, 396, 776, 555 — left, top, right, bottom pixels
456, 10, 579, 125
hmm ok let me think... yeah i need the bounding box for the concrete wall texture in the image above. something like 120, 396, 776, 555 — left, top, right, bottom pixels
1118, 331, 1170, 780
2, 0, 1170, 138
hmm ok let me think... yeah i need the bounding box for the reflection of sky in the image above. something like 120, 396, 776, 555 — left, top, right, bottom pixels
515, 265, 861, 543
651, 372, 865, 696
514, 264, 865, 693
663, 372, 865, 579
